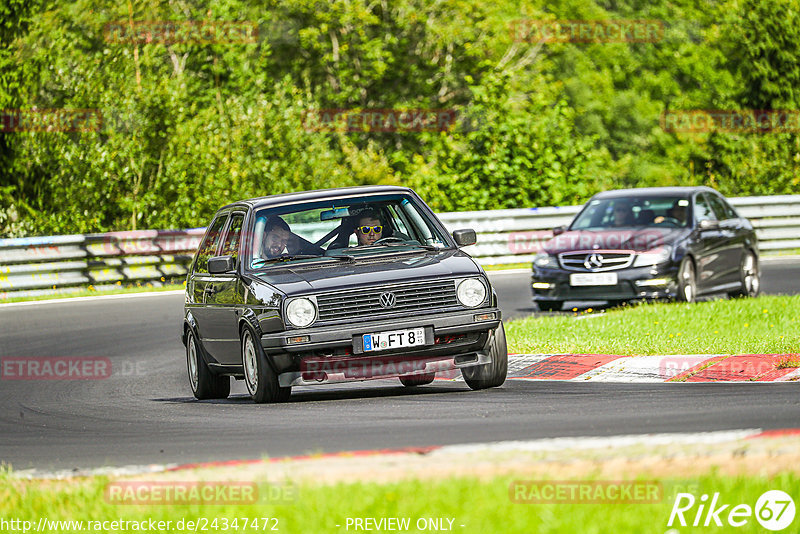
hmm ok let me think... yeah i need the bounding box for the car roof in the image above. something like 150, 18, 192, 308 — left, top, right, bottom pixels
216, 185, 415, 212
591, 186, 719, 199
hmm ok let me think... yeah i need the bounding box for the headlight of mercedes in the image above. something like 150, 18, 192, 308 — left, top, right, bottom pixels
456, 278, 487, 308
633, 246, 672, 267
533, 253, 559, 269
285, 297, 317, 328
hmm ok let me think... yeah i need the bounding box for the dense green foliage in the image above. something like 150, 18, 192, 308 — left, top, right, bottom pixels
1, 0, 799, 236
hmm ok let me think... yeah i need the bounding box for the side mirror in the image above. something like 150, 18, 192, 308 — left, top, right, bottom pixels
552, 225, 566, 236
699, 219, 720, 231
208, 255, 236, 274
452, 229, 477, 246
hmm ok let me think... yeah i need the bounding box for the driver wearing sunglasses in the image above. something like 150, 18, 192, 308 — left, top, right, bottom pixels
354, 209, 384, 246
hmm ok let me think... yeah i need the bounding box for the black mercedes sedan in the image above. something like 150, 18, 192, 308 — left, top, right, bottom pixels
531, 186, 760, 311
182, 185, 506, 403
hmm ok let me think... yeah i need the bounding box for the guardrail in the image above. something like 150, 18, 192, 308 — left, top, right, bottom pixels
0, 229, 205, 299
2, 195, 799, 299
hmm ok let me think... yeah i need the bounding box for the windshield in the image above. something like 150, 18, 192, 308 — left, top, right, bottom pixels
571, 196, 691, 230
245, 194, 450, 269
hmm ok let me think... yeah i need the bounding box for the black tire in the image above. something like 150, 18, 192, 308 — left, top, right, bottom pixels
462, 322, 508, 390
537, 301, 563, 312
186, 328, 230, 400
399, 372, 436, 387
677, 257, 697, 303
241, 325, 291, 403
728, 250, 760, 299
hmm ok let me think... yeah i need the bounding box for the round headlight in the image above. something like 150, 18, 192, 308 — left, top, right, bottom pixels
286, 298, 317, 328
457, 278, 487, 308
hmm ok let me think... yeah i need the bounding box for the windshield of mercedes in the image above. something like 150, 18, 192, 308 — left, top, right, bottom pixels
570, 196, 691, 230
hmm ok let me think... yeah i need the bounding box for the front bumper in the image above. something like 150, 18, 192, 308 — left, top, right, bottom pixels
259, 308, 501, 385
531, 264, 680, 302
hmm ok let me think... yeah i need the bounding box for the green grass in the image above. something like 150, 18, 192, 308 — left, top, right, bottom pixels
0, 283, 185, 304
481, 262, 530, 271
507, 295, 800, 355
1, 470, 798, 533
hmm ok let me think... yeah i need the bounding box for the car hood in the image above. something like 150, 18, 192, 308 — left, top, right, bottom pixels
249, 249, 481, 296
543, 227, 689, 254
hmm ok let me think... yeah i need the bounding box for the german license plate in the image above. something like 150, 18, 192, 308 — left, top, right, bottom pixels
363, 328, 425, 352
570, 272, 618, 286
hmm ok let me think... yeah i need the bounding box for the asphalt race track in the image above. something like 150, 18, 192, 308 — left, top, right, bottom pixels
1, 259, 798, 472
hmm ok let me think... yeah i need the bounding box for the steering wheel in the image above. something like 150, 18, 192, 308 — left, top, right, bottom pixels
656, 216, 681, 227
373, 237, 405, 245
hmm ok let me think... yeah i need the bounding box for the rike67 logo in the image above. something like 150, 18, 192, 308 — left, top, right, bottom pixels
668, 490, 795, 531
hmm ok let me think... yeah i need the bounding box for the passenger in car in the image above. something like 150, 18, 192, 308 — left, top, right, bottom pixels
611, 202, 635, 227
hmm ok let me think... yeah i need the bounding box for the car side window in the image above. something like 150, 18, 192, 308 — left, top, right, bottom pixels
194, 214, 229, 274
719, 196, 739, 219
220, 213, 245, 261
693, 194, 717, 223
707, 194, 731, 221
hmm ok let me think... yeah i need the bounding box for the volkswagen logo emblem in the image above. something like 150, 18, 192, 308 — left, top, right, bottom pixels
584, 253, 604, 270
379, 292, 396, 308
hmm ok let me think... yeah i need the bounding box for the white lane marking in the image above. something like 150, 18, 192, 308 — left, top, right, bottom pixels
15, 429, 766, 479
575, 354, 719, 382
507, 353, 554, 375
776, 368, 800, 381
429, 429, 763, 456
14, 462, 180, 480
0, 290, 184, 308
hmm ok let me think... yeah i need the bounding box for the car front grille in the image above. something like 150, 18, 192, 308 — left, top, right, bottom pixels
559, 251, 634, 272
316, 280, 459, 322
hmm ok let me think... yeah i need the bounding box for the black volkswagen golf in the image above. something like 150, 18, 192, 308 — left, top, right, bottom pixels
182, 186, 506, 403
531, 186, 760, 311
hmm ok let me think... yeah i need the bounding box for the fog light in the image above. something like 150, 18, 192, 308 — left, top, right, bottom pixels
473, 312, 496, 322
635, 278, 671, 287
532, 282, 553, 289
287, 335, 310, 344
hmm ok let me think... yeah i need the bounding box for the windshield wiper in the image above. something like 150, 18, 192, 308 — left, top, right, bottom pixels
369, 241, 442, 251
251, 253, 354, 267
251, 254, 321, 266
